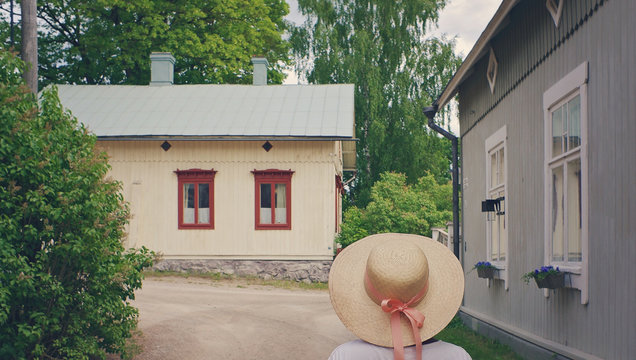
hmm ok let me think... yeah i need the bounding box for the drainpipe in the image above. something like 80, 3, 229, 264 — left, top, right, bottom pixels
423, 104, 460, 259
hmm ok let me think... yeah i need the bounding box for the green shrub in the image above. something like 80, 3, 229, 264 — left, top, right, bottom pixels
0, 50, 154, 359
337, 172, 452, 248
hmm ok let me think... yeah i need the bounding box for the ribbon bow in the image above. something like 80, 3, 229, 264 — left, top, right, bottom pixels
365, 272, 428, 360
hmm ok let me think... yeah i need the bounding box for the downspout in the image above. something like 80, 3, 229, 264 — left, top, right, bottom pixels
423, 105, 460, 259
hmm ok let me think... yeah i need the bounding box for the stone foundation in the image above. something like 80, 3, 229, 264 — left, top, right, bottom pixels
152, 259, 333, 283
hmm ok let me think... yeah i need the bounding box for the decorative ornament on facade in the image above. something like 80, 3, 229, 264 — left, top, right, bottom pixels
487, 48, 498, 94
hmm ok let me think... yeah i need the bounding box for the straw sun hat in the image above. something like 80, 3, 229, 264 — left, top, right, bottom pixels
329, 233, 464, 350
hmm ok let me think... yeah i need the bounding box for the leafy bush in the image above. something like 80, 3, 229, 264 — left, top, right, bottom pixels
337, 172, 452, 248
0, 50, 154, 359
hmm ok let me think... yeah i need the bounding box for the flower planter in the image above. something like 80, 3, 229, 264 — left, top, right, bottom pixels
534, 272, 565, 289
477, 267, 495, 279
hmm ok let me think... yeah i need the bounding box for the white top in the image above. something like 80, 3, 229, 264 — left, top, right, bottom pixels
328, 339, 472, 360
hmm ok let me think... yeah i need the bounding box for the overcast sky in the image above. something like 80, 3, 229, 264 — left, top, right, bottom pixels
283, 0, 501, 84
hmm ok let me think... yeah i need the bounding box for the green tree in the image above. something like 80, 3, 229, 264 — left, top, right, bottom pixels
291, 0, 461, 205
337, 172, 452, 248
0, 0, 291, 87
0, 50, 154, 359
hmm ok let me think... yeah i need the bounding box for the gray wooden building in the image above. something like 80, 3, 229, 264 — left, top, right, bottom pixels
435, 0, 635, 359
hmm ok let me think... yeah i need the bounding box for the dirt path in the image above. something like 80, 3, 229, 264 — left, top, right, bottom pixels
128, 277, 356, 359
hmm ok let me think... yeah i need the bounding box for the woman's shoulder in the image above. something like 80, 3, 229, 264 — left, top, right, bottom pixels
422, 340, 472, 359
328, 339, 472, 360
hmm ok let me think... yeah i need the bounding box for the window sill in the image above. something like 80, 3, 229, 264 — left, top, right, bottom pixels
550, 263, 582, 275
255, 224, 291, 230
486, 263, 508, 290
543, 263, 588, 304
178, 224, 214, 230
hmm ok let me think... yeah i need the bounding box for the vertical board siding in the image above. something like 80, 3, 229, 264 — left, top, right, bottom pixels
100, 140, 340, 260
458, 0, 635, 358
459, 0, 603, 136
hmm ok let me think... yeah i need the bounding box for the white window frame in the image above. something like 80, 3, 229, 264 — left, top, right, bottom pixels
543, 62, 588, 304
485, 126, 508, 290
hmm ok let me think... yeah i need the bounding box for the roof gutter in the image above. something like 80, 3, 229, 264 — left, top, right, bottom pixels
96, 136, 359, 142
423, 105, 460, 260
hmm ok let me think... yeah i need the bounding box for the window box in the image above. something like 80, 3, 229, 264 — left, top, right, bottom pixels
523, 266, 565, 290
477, 267, 496, 279
535, 272, 565, 289
252, 169, 294, 230
175, 169, 216, 229
472, 261, 498, 279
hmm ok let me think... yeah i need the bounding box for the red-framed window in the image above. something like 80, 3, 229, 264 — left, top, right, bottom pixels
252, 169, 294, 230
175, 169, 216, 229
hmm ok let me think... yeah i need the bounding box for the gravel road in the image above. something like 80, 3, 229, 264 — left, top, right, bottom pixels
128, 277, 356, 359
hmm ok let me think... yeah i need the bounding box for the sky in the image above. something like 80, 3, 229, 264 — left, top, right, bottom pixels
283, 0, 501, 85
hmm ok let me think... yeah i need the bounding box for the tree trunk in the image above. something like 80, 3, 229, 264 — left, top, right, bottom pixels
21, 0, 38, 93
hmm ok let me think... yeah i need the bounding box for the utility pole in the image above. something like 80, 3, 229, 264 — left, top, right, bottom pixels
21, 0, 37, 93
10, 0, 15, 46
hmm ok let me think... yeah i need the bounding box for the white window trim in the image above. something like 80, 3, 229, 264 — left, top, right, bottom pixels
485, 125, 508, 290
543, 62, 589, 304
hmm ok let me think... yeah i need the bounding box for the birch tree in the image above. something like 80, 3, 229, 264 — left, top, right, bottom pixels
291, 0, 460, 205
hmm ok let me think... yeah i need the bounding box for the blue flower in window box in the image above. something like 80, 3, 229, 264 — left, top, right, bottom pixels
471, 261, 497, 279
522, 265, 565, 289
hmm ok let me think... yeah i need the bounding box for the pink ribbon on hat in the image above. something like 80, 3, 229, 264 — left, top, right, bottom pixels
364, 271, 429, 360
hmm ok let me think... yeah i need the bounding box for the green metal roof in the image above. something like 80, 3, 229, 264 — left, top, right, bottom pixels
56, 83, 355, 140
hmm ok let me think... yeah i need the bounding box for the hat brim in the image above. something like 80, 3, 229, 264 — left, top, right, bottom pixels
329, 233, 464, 347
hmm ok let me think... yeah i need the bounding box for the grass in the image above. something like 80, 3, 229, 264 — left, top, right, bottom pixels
436, 317, 523, 360
143, 271, 521, 359
143, 270, 329, 290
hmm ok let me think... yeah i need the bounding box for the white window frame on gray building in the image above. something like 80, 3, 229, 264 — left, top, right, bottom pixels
485, 125, 508, 289
543, 62, 589, 304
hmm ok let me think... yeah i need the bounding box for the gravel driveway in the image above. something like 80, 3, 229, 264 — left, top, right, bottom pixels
129, 277, 356, 359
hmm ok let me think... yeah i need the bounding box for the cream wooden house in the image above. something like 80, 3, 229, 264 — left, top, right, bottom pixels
57, 54, 356, 280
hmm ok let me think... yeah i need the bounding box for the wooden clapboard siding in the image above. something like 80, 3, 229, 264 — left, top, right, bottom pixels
98, 140, 340, 261
458, 0, 635, 358
459, 0, 604, 135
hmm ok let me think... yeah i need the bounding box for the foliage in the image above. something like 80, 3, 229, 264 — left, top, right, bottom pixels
337, 172, 452, 248
0, 50, 154, 359
522, 266, 561, 284
436, 317, 523, 360
0, 0, 291, 87
291, 0, 461, 205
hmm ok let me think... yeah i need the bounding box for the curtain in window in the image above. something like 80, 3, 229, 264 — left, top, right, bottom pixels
567, 159, 582, 261
184, 183, 195, 224
198, 183, 210, 224
552, 167, 564, 261
260, 183, 272, 224
274, 183, 287, 224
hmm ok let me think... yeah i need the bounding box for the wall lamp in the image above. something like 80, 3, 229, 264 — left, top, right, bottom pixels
482, 196, 505, 220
